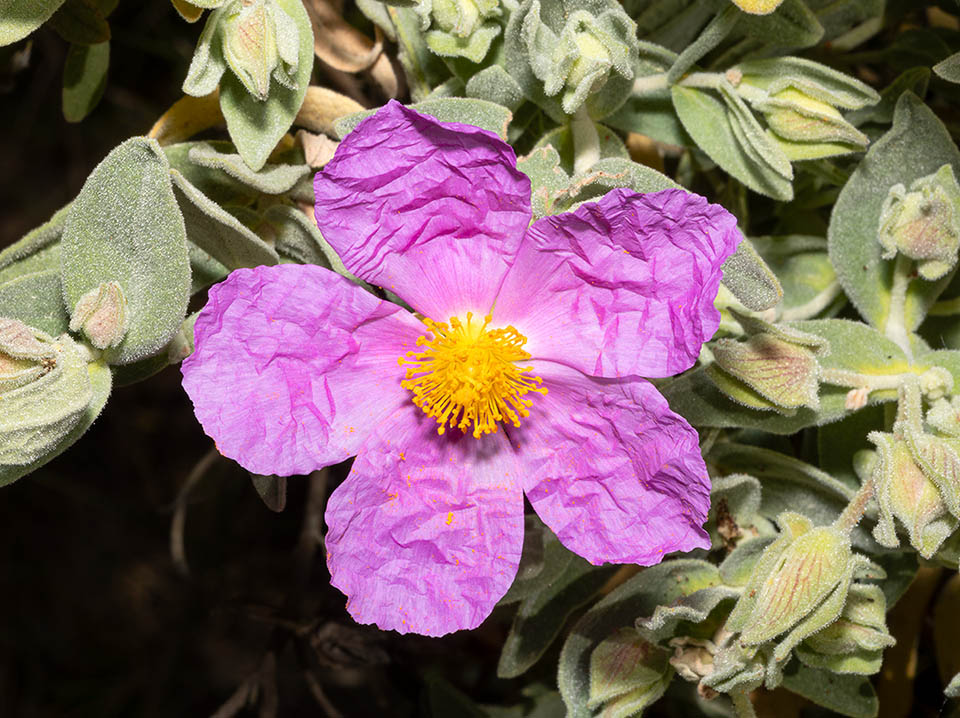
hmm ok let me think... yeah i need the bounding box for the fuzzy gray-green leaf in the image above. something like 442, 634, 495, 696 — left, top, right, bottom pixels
61, 137, 190, 365
672, 85, 793, 200
0, 270, 70, 337
170, 169, 279, 269
0, 0, 68, 45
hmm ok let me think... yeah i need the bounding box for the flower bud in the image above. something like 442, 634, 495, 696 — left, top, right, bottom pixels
927, 396, 960, 437
796, 583, 895, 675
920, 366, 955, 401
519, 0, 637, 116
222, 0, 300, 101
423, 0, 502, 62
760, 88, 868, 147
69, 281, 129, 350
878, 164, 960, 280
0, 318, 57, 394
869, 431, 958, 557
736, 519, 851, 647
588, 628, 671, 710
711, 333, 821, 411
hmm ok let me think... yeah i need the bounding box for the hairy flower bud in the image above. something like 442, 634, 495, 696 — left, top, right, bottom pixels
422, 0, 502, 62
0, 318, 57, 394
516, 0, 637, 116
878, 164, 960, 280
869, 431, 958, 557
588, 628, 672, 711
711, 332, 821, 411
222, 0, 300, 101
69, 281, 129, 351
927, 395, 960, 437
796, 583, 895, 675
759, 88, 868, 147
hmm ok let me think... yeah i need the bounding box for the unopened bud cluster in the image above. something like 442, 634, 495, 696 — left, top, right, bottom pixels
184, 0, 300, 102
878, 164, 960, 280
419, 0, 503, 63
865, 375, 960, 558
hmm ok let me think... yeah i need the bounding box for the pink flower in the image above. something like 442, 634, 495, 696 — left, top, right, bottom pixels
181, 101, 742, 636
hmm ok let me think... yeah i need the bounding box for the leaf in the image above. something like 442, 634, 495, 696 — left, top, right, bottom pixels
250, 474, 287, 512
781, 662, 878, 718
516, 146, 571, 219
62, 41, 109, 123
187, 142, 311, 194
934, 51, 960, 84
334, 97, 513, 141
0, 335, 92, 469
533, 124, 630, 177
672, 85, 794, 200
219, 0, 314, 171
0, 270, 70, 337
735, 0, 824, 49
497, 551, 614, 679
827, 92, 960, 331
61, 137, 191, 365
0, 0, 67, 45
465, 65, 525, 112
721, 237, 784, 312
558, 560, 719, 718
0, 204, 70, 285
736, 56, 879, 110
263, 205, 355, 281
0, 358, 111, 487
170, 170, 279, 269
750, 235, 837, 316
48, 0, 111, 44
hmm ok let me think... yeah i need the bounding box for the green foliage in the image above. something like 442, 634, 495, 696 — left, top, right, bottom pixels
62, 41, 109, 123
61, 137, 191, 366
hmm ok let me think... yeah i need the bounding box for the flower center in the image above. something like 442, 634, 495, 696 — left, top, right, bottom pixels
398, 312, 547, 438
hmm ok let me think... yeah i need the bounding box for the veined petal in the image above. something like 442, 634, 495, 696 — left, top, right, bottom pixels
493, 188, 741, 378
314, 100, 532, 319
325, 405, 524, 636
513, 361, 711, 564
181, 264, 422, 476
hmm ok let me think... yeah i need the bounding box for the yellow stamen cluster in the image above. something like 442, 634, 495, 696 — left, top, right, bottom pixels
398, 313, 547, 438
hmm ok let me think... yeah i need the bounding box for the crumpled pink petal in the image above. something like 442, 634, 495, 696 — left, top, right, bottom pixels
511, 360, 711, 564
314, 100, 532, 320
325, 405, 524, 636
493, 188, 741, 378
181, 264, 424, 477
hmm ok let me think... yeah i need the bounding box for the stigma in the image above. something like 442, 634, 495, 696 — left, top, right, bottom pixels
398, 312, 547, 438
